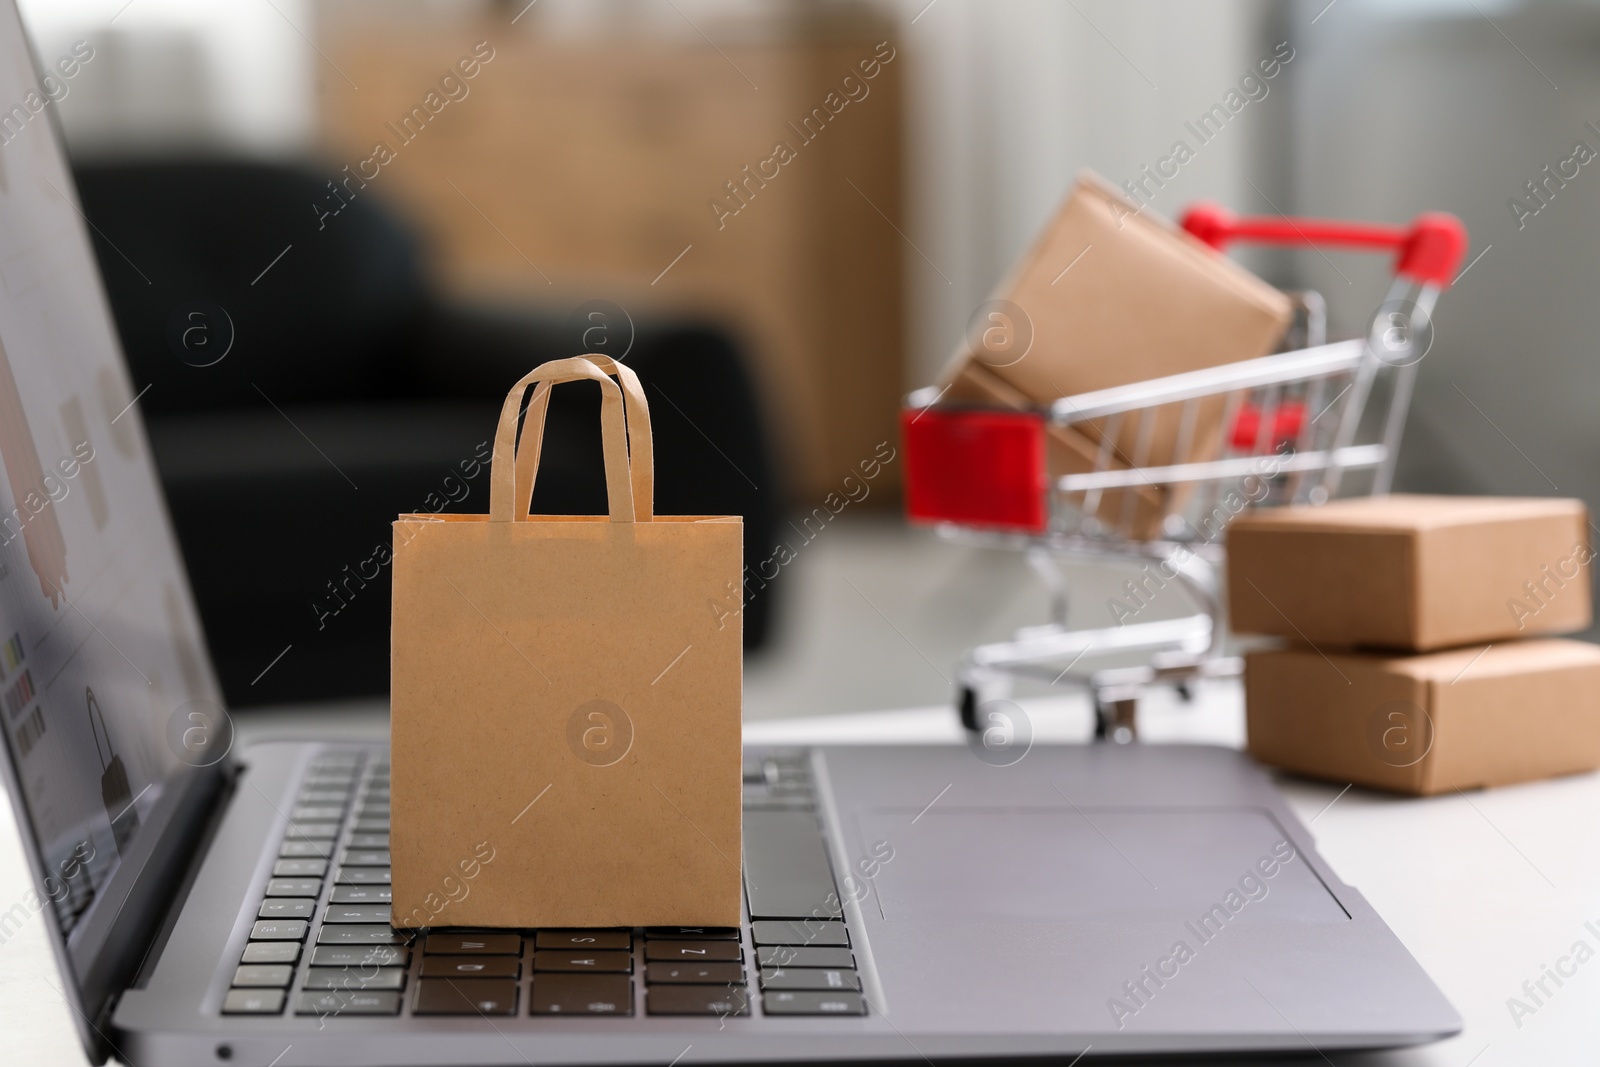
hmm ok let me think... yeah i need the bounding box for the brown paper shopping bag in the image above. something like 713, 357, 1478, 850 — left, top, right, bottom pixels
390, 354, 743, 928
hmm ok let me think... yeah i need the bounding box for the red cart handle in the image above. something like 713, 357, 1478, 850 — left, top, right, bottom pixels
1180, 203, 1469, 289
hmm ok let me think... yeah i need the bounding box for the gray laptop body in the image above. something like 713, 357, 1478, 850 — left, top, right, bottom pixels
85, 738, 1460, 1065
0, 0, 1459, 1061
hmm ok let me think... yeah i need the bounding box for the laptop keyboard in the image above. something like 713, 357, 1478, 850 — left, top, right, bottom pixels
222, 749, 868, 1020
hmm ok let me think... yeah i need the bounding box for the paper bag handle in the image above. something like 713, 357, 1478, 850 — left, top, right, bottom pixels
489, 356, 653, 524
512, 354, 654, 524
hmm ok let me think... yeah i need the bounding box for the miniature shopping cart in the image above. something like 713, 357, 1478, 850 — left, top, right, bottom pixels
902, 204, 1468, 743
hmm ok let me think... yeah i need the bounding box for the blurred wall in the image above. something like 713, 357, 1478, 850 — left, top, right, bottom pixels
1290, 0, 1600, 520
17, 0, 313, 155
888, 0, 1282, 384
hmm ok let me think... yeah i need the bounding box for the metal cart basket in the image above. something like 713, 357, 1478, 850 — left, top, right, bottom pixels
902, 204, 1469, 743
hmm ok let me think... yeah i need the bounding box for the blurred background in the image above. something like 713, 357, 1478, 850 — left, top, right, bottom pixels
18, 0, 1597, 719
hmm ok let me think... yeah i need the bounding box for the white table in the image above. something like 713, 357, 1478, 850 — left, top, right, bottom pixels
3, 689, 1597, 1065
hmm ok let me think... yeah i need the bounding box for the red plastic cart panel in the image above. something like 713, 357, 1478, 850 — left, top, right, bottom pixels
1229, 400, 1305, 449
902, 407, 1048, 533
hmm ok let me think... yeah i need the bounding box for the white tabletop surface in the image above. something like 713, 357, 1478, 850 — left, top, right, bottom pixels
3, 685, 1597, 1066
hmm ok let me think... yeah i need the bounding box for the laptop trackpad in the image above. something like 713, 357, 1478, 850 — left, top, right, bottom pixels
857, 808, 1348, 923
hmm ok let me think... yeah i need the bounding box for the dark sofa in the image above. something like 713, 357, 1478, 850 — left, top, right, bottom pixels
72, 159, 781, 706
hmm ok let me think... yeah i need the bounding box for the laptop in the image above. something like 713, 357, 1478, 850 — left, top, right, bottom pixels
0, 3, 1460, 1062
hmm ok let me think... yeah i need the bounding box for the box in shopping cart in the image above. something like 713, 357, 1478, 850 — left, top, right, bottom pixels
931, 172, 1295, 537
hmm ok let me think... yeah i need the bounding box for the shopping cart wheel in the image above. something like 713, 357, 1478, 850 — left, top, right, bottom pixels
1094, 696, 1139, 744
958, 686, 981, 732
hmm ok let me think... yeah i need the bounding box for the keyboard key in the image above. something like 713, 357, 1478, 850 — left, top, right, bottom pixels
311, 945, 409, 967
304, 778, 358, 792
300, 781, 355, 795
646, 962, 744, 985
330, 886, 392, 904
760, 968, 861, 992
241, 942, 300, 965
533, 950, 631, 973
414, 978, 517, 1015
752, 920, 849, 947
763, 990, 868, 1016
757, 946, 853, 969
264, 878, 322, 897
297, 790, 351, 804
338, 849, 391, 866
279, 840, 331, 858
744, 794, 816, 812
251, 920, 308, 941
347, 833, 389, 849
531, 974, 633, 1015
425, 933, 522, 955
273, 859, 328, 878
646, 927, 740, 940
258, 899, 315, 920
295, 990, 403, 1016
302, 772, 356, 785
421, 956, 520, 979
291, 806, 346, 822
232, 964, 293, 987
535, 930, 631, 951
352, 819, 390, 834
303, 968, 407, 991
285, 822, 341, 841
323, 904, 392, 924
335, 866, 390, 884
645, 941, 740, 962
222, 989, 285, 1015
743, 810, 840, 919
318, 924, 408, 945
646, 985, 750, 1016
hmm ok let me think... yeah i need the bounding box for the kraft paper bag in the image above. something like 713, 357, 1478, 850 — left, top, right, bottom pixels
390, 354, 743, 928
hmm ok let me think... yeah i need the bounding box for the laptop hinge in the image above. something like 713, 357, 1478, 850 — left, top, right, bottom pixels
125, 762, 240, 992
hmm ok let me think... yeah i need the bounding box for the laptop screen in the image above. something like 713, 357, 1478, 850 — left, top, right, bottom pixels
0, 0, 223, 973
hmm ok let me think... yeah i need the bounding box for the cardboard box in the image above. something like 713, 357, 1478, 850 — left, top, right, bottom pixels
933, 173, 1290, 537
937, 173, 1291, 403
1229, 495, 1593, 651
1245, 640, 1600, 795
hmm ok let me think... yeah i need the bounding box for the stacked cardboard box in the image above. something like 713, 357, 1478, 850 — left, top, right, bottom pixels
1230, 495, 1600, 794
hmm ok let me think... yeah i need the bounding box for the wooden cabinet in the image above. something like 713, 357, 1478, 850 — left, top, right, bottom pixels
316, 5, 905, 499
